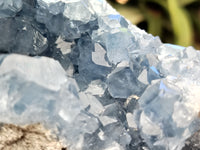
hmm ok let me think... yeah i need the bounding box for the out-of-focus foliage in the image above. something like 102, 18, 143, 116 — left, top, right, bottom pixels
107, 0, 200, 49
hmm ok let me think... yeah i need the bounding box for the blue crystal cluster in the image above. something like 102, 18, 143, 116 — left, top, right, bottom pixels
0, 0, 200, 150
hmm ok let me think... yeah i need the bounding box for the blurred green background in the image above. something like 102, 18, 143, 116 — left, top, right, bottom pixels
107, 0, 200, 49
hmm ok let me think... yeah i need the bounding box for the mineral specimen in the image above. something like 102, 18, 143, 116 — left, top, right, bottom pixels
0, 0, 200, 150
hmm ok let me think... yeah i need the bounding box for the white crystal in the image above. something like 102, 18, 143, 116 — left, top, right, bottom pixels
0, 54, 67, 91
63, 0, 93, 23
92, 43, 110, 67
85, 79, 107, 96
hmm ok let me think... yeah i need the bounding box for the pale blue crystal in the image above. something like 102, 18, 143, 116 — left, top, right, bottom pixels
0, 0, 22, 18
0, 0, 200, 150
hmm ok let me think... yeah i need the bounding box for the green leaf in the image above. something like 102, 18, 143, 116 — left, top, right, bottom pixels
146, 10, 162, 36
179, 0, 200, 6
167, 0, 193, 46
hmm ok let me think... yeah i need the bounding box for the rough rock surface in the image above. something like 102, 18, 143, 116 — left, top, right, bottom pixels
0, 123, 65, 150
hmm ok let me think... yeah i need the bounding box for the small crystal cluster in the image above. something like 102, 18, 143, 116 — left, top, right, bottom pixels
0, 0, 200, 150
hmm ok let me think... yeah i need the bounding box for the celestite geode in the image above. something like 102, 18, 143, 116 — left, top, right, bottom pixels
0, 0, 200, 150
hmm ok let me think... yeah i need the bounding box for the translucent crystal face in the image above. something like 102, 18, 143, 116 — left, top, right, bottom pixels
0, 0, 200, 150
